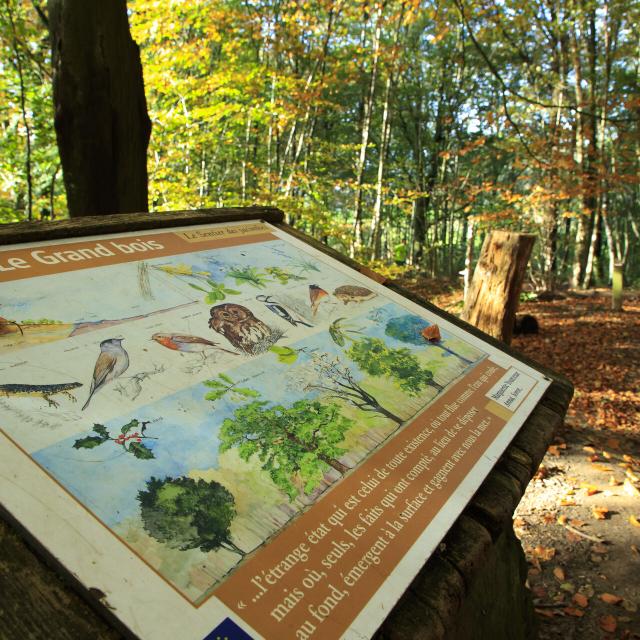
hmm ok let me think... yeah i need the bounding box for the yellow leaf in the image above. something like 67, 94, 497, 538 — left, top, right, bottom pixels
553, 566, 565, 581
592, 506, 609, 520
629, 515, 640, 527
623, 479, 640, 497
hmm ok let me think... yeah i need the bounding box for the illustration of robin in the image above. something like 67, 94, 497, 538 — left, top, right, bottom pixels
151, 333, 239, 359
82, 338, 129, 410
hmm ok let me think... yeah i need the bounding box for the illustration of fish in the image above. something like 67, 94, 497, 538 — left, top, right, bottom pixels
421, 324, 442, 342
333, 285, 377, 304
256, 295, 313, 327
309, 285, 329, 316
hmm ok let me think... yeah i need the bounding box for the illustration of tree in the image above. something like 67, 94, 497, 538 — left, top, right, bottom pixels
220, 400, 353, 499
304, 353, 405, 426
385, 315, 473, 366
347, 337, 444, 396
138, 476, 246, 556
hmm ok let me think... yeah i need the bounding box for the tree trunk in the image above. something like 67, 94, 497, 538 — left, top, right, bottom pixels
48, 0, 151, 217
319, 455, 349, 475
463, 217, 475, 303
462, 231, 535, 345
351, 5, 383, 255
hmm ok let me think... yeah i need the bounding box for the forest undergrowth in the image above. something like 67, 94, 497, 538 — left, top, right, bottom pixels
396, 275, 640, 639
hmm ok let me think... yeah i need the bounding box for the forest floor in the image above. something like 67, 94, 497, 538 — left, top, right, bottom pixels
395, 275, 640, 639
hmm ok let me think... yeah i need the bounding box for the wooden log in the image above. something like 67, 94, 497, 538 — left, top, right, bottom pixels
461, 231, 536, 344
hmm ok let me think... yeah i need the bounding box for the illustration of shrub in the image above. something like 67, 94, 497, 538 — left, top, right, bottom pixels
346, 337, 444, 395
203, 373, 261, 405
73, 419, 156, 459
385, 315, 473, 365
226, 266, 271, 289
264, 266, 306, 284
220, 400, 352, 500
138, 476, 246, 556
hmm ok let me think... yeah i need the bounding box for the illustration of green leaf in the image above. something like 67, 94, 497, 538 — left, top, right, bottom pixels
269, 346, 293, 355
329, 326, 345, 346
93, 424, 109, 438
205, 292, 222, 304
223, 288, 241, 295
268, 345, 299, 364
187, 283, 207, 293
73, 436, 106, 449
218, 373, 234, 384
234, 387, 260, 397
204, 379, 225, 388
205, 390, 225, 401
121, 419, 140, 435
128, 442, 155, 460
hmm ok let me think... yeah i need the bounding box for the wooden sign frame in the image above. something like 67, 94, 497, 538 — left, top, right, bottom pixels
0, 208, 572, 640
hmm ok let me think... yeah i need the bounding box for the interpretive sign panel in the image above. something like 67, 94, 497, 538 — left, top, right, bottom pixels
0, 220, 549, 639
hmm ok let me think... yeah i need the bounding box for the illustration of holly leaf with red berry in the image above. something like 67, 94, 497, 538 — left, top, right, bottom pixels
73, 434, 108, 449
73, 420, 157, 459
128, 441, 155, 460
120, 419, 141, 435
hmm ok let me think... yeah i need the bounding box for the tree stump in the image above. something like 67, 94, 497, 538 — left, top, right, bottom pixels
462, 231, 535, 344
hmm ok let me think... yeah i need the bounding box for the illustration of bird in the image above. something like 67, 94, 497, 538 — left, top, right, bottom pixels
256, 295, 313, 328
82, 338, 129, 410
421, 324, 442, 343
151, 333, 239, 358
209, 303, 282, 355
309, 285, 329, 316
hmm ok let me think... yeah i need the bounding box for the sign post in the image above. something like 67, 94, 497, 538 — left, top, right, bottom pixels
0, 209, 572, 640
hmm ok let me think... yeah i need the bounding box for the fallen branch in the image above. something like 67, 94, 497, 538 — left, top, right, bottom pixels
559, 522, 607, 544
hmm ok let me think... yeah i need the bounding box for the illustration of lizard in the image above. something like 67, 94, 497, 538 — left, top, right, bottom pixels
0, 382, 83, 408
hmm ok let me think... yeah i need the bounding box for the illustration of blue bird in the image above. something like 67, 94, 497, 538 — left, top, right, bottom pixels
256, 295, 313, 327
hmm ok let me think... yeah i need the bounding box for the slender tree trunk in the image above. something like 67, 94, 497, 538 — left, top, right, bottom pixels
370, 4, 404, 260
6, 0, 33, 221
352, 5, 383, 255
463, 217, 475, 303
319, 455, 349, 474
48, 0, 151, 216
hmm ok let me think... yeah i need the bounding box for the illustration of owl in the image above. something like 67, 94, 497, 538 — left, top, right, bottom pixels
208, 303, 284, 355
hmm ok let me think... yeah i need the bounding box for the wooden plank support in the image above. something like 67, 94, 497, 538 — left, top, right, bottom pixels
0, 211, 573, 640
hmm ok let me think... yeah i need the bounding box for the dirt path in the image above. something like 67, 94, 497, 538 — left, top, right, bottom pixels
397, 278, 640, 638
512, 291, 640, 639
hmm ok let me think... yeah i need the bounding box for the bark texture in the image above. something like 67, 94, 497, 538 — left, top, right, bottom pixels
462, 231, 535, 344
48, 0, 152, 217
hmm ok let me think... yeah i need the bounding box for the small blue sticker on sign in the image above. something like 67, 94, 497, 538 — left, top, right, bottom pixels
203, 617, 255, 640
